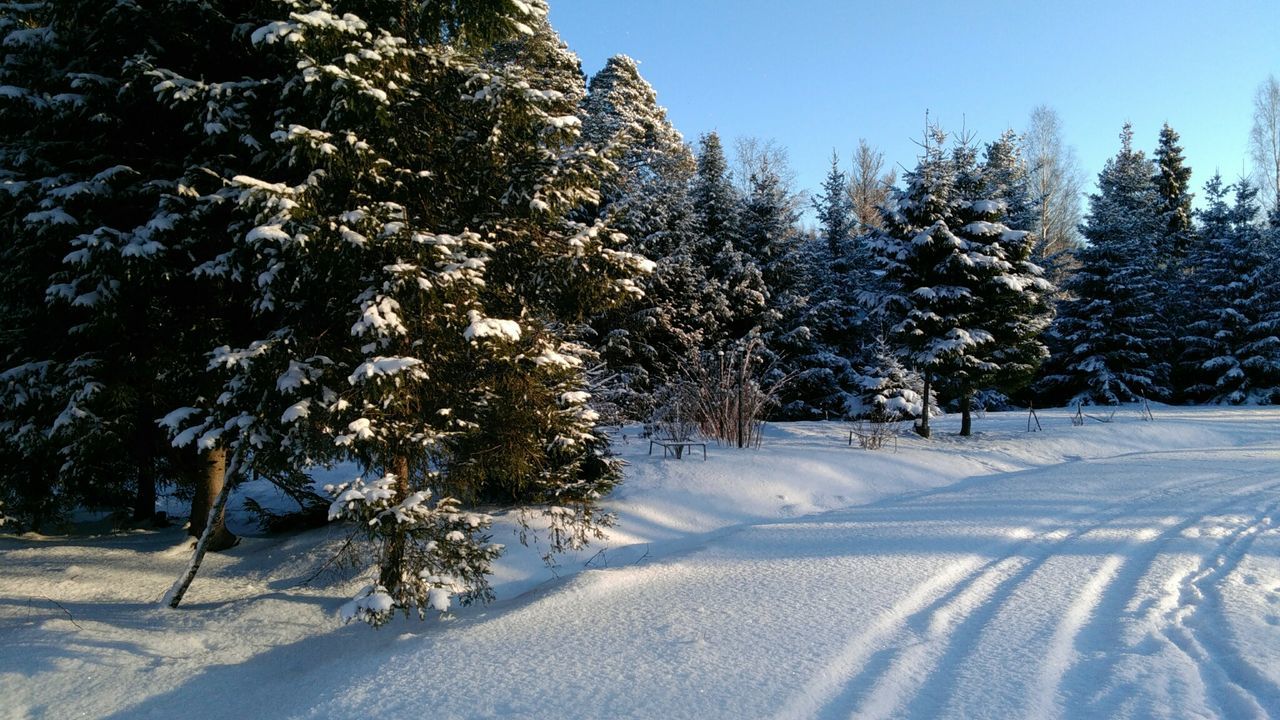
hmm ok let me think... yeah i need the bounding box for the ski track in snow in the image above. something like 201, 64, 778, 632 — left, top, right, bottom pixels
5, 408, 1280, 719
1157, 496, 1280, 719
779, 466, 1280, 720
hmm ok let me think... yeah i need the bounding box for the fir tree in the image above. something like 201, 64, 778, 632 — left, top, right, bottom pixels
868, 128, 1053, 436
157, 0, 648, 621
1153, 123, 1195, 259
1040, 124, 1169, 405
982, 130, 1034, 235
0, 0, 241, 531
786, 152, 866, 418
854, 336, 927, 421
691, 132, 767, 347
864, 127, 966, 437
813, 151, 854, 258
578, 54, 702, 416
1180, 176, 1280, 403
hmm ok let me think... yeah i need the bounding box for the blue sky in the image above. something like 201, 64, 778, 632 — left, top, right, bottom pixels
549, 0, 1279, 211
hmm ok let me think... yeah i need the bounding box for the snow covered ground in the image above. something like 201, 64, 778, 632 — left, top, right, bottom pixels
3, 406, 1280, 719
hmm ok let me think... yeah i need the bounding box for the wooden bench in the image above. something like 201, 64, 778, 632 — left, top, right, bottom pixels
648, 439, 707, 460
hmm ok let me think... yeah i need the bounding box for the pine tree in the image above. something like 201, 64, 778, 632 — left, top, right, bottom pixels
1040, 124, 1169, 405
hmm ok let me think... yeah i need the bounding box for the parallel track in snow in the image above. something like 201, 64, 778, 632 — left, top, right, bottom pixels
775, 461, 1280, 720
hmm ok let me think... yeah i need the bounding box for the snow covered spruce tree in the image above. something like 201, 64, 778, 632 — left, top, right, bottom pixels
691, 132, 768, 348
865, 128, 1052, 436
980, 130, 1034, 233
737, 150, 810, 408
1179, 176, 1280, 403
159, 1, 649, 623
1040, 124, 1169, 405
1153, 123, 1195, 261
578, 54, 703, 415
784, 152, 866, 418
863, 127, 960, 437
950, 144, 1054, 427
854, 336, 927, 421
0, 0, 230, 529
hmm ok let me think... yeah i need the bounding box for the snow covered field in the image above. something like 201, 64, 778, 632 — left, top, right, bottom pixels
4, 406, 1280, 719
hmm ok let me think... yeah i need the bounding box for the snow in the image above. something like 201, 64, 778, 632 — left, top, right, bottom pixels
346, 356, 423, 385
245, 224, 291, 244
463, 310, 522, 342
5, 407, 1280, 719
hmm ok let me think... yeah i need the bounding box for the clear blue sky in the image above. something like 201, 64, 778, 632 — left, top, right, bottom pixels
549, 0, 1279, 212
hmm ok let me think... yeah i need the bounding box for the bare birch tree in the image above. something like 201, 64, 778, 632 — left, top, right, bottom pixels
1251, 75, 1280, 224
1023, 106, 1085, 282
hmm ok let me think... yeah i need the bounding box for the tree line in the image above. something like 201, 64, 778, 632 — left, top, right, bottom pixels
2, 0, 1278, 623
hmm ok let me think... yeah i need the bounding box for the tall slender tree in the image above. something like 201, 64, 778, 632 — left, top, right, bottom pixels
578, 54, 700, 415
1040, 124, 1168, 405
1022, 106, 1084, 287
1250, 75, 1280, 225
865, 126, 979, 437
848, 138, 896, 234
691, 132, 767, 347
1153, 123, 1195, 259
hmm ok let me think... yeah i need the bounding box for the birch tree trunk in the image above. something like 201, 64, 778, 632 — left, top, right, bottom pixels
188, 446, 239, 551
162, 445, 245, 609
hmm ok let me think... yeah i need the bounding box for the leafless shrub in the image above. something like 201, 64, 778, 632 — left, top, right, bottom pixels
687, 338, 793, 449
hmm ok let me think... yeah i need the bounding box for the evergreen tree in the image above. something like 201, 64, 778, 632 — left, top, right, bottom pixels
786, 153, 865, 418
813, 151, 854, 258
945, 136, 1053, 433
1040, 124, 1169, 405
157, 0, 648, 621
853, 336, 927, 421
1153, 123, 1195, 259
691, 132, 767, 347
0, 0, 243, 532
1180, 176, 1280, 403
864, 127, 967, 437
982, 130, 1034, 234
578, 54, 703, 416
738, 150, 814, 415
868, 128, 1053, 436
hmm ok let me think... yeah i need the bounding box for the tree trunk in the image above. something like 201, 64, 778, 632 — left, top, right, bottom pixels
163, 444, 245, 609
378, 455, 411, 595
916, 374, 932, 438
189, 446, 238, 552
132, 461, 157, 523
131, 406, 157, 523
960, 394, 972, 436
